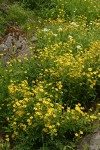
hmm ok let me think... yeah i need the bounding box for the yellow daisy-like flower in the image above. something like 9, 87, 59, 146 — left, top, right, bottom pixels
80, 131, 83, 135
88, 68, 92, 72
6, 138, 9, 142
75, 133, 79, 137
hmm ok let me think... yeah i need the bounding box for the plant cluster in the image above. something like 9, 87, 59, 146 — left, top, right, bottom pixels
0, 11, 7, 33
16, 0, 100, 21
2, 79, 99, 149
0, 0, 100, 149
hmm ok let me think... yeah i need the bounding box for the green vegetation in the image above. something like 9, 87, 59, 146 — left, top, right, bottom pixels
0, 0, 100, 149
15, 0, 100, 21
0, 11, 7, 34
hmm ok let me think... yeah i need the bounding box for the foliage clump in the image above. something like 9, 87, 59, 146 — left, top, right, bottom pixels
0, 0, 100, 149
18, 0, 100, 21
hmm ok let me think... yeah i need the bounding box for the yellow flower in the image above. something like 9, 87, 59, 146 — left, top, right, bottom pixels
6, 138, 9, 142
53, 128, 57, 133
78, 103, 81, 106
89, 108, 92, 111
56, 122, 60, 126
13, 122, 16, 125
43, 128, 48, 133
30, 116, 33, 119
93, 71, 97, 75
88, 68, 92, 72
80, 131, 83, 134
90, 84, 93, 88
5, 135, 9, 138
0, 54, 3, 56
27, 119, 31, 123
28, 122, 32, 126
18, 59, 22, 63
6, 61, 10, 65
67, 107, 70, 112
75, 133, 79, 137
97, 104, 100, 106
90, 115, 97, 119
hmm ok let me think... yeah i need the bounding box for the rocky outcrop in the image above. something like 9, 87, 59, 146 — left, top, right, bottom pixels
77, 121, 100, 150
0, 25, 37, 63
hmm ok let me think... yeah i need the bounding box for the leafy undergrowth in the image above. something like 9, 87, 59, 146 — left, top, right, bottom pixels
0, 0, 100, 150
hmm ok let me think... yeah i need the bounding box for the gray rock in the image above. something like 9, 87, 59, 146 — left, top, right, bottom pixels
30, 36, 38, 42
15, 40, 22, 48
19, 36, 24, 42
5, 36, 13, 51
89, 131, 100, 150
77, 121, 100, 150
0, 26, 37, 64
0, 44, 7, 52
